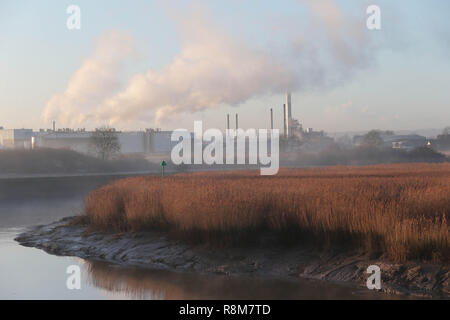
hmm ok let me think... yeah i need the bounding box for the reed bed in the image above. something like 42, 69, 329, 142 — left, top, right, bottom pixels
83, 163, 450, 262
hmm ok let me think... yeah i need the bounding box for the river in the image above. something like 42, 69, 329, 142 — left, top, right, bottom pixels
0, 174, 412, 300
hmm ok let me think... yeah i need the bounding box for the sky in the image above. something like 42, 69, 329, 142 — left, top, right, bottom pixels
0, 0, 449, 133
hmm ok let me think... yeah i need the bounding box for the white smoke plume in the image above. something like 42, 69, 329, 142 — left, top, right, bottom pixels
42, 1, 377, 128
290, 0, 377, 90
41, 31, 135, 127
90, 13, 297, 126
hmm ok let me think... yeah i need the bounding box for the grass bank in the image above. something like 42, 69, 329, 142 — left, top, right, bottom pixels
81, 163, 450, 263
0, 148, 156, 174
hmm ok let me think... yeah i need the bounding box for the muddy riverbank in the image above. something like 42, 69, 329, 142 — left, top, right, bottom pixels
15, 217, 450, 299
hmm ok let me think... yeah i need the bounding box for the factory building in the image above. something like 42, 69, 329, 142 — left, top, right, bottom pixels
0, 127, 177, 156
33, 130, 92, 154
384, 135, 427, 150
279, 93, 333, 151
224, 93, 333, 152
33, 129, 177, 155
0, 128, 34, 149
352, 132, 428, 150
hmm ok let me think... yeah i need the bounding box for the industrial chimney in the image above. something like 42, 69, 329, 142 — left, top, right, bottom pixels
285, 92, 292, 137
286, 92, 292, 119
270, 108, 273, 131
227, 114, 230, 131
235, 113, 239, 130
52, 120, 56, 132
283, 104, 287, 137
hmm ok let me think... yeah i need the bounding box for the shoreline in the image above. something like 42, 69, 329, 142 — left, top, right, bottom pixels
0, 170, 161, 181
15, 217, 450, 299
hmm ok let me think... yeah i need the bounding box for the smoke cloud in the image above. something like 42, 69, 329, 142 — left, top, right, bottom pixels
290, 0, 376, 89
42, 1, 377, 128
41, 31, 135, 127
91, 13, 296, 126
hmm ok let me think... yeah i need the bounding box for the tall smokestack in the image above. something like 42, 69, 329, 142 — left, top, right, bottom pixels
286, 92, 292, 119
235, 113, 239, 130
52, 120, 56, 132
286, 92, 292, 137
227, 114, 230, 131
283, 104, 287, 137
270, 108, 273, 130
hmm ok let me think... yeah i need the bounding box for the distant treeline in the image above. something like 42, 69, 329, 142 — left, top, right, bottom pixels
285, 145, 448, 167
435, 131, 450, 151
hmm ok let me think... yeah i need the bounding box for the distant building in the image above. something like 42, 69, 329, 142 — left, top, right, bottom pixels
279, 93, 334, 152
0, 127, 180, 155
33, 131, 93, 154
352, 132, 428, 150
32, 129, 178, 155
383, 135, 427, 150
0, 128, 33, 149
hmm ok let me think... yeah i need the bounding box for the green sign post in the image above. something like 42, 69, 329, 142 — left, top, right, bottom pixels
160, 160, 167, 177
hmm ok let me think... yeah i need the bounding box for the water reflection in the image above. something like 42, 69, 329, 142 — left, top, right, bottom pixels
83, 260, 408, 300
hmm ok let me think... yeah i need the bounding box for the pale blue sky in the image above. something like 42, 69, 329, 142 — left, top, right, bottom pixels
1, 0, 449, 133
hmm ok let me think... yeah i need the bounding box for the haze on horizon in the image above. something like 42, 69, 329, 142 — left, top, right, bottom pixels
1, 0, 449, 133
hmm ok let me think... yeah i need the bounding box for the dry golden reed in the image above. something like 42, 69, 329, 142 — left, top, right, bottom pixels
83, 163, 450, 262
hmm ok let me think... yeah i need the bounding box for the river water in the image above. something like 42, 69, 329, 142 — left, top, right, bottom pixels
0, 175, 411, 300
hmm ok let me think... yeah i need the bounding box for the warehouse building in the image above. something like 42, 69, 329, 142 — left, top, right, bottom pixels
0, 127, 177, 155
0, 128, 34, 149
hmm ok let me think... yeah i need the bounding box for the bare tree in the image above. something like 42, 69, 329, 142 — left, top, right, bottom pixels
90, 126, 121, 160
362, 130, 384, 147
443, 126, 450, 136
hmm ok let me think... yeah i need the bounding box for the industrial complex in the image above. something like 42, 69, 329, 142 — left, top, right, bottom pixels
0, 93, 434, 156
0, 127, 176, 155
